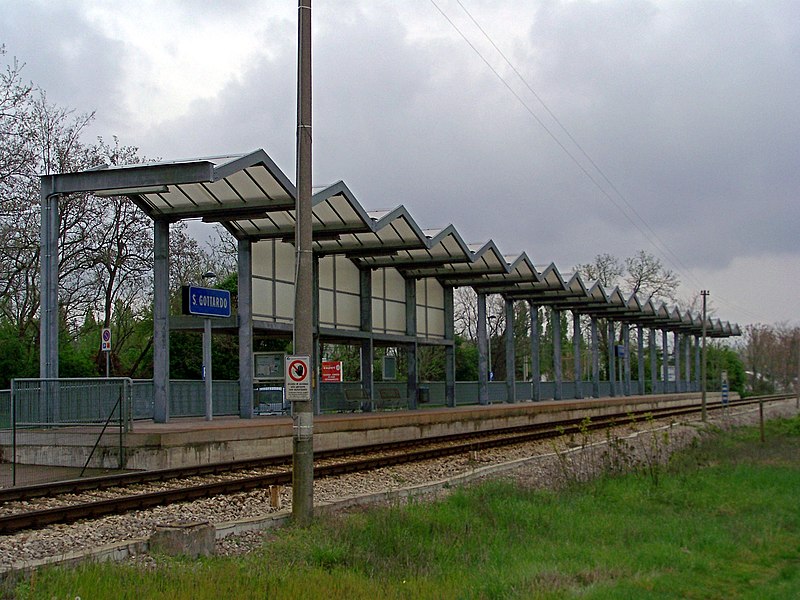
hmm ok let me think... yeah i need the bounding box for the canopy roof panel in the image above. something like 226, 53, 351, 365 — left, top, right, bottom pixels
49, 147, 741, 338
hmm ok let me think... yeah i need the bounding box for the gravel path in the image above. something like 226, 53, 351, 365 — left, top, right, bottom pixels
1, 399, 797, 572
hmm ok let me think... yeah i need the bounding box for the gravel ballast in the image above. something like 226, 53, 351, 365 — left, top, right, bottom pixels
1, 399, 797, 573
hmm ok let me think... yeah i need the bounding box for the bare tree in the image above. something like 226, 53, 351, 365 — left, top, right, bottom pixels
624, 250, 679, 303
575, 253, 623, 287
0, 46, 34, 186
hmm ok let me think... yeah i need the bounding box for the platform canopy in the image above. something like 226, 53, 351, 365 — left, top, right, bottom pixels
43, 148, 742, 340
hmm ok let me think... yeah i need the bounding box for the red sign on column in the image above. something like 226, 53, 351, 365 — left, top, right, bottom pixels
321, 361, 343, 383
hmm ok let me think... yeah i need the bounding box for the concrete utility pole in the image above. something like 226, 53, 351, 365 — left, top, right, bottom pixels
701, 290, 709, 422
293, 0, 314, 525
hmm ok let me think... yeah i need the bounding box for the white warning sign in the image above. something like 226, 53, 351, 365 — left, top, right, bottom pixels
285, 355, 311, 401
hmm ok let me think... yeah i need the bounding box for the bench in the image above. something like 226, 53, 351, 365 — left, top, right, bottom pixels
343, 388, 369, 412
376, 387, 407, 411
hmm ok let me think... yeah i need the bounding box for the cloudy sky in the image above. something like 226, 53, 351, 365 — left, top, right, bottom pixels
3, 0, 799, 328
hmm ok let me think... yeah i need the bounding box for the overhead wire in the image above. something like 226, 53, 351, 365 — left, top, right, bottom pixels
430, 0, 766, 323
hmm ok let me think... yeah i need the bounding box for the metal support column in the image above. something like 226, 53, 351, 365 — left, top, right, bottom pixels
312, 256, 321, 414
649, 328, 657, 394
573, 312, 582, 399
552, 308, 562, 400
684, 333, 691, 393
637, 325, 645, 395
529, 302, 540, 402
153, 219, 170, 423
478, 292, 489, 405
694, 335, 701, 393
622, 323, 631, 396
203, 318, 213, 420
444, 286, 456, 407
591, 316, 600, 398
608, 320, 617, 397
662, 329, 669, 392
359, 268, 374, 410
238, 239, 254, 418
505, 298, 515, 403
674, 331, 681, 393
405, 277, 418, 409
39, 181, 59, 381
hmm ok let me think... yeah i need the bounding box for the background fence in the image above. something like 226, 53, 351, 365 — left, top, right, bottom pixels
2, 378, 132, 487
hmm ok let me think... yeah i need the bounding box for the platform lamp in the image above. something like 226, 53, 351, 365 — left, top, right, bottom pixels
202, 271, 216, 421
488, 314, 497, 382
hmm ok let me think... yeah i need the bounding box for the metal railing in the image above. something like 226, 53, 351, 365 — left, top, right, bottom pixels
6, 378, 133, 486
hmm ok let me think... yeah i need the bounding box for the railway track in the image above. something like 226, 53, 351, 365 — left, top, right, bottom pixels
0, 394, 793, 535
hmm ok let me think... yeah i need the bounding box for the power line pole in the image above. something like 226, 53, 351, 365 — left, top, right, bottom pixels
701, 290, 709, 422
293, 0, 314, 525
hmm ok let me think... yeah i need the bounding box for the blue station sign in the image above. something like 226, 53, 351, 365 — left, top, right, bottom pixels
182, 285, 232, 318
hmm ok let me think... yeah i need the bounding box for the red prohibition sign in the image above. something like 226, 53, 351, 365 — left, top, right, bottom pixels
102, 329, 111, 342
288, 360, 307, 382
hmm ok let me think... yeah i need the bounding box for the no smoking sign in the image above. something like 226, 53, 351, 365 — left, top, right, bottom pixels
285, 355, 311, 401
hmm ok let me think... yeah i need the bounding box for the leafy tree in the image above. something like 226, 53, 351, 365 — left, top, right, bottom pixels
454, 335, 478, 381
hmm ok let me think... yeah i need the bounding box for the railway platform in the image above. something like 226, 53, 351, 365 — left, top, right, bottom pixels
3, 392, 729, 473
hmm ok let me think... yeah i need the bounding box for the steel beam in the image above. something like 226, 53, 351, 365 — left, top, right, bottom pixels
51, 162, 214, 194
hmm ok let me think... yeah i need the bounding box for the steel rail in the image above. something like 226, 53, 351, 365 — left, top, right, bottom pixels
0, 395, 787, 505
0, 395, 746, 503
0, 394, 792, 535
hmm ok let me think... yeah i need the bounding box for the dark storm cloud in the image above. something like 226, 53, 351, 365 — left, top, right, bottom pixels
132, 0, 800, 277
520, 0, 800, 268
2, 0, 798, 323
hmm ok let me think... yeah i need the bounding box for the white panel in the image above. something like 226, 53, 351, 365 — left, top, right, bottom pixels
319, 256, 335, 289
386, 301, 405, 333
252, 240, 274, 278
275, 241, 295, 281
428, 307, 445, 337
275, 281, 295, 319
372, 269, 385, 300
416, 306, 426, 335
336, 292, 360, 328
319, 289, 335, 325
252, 278, 274, 318
416, 279, 426, 300
426, 279, 444, 308
336, 256, 360, 293
372, 298, 384, 331
384, 268, 405, 301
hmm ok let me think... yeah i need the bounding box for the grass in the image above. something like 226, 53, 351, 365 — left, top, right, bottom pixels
9, 415, 800, 599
